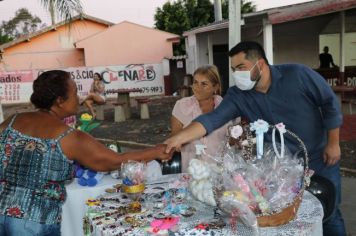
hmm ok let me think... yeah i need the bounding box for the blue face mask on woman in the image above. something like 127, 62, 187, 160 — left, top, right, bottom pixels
233, 61, 261, 90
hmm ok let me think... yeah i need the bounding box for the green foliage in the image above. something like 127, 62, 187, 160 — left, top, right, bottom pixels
186, 0, 214, 28
222, 0, 256, 19
39, 0, 83, 25
0, 0, 83, 44
154, 0, 191, 55
154, 0, 256, 55
241, 0, 257, 14
0, 8, 43, 40
154, 0, 190, 35
0, 31, 13, 45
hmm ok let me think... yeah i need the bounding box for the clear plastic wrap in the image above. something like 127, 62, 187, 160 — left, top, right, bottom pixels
121, 161, 146, 186
188, 120, 311, 230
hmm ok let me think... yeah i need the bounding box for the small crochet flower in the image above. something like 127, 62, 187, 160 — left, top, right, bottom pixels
250, 119, 269, 158
250, 119, 269, 134
275, 123, 286, 133
80, 113, 93, 121
230, 125, 243, 139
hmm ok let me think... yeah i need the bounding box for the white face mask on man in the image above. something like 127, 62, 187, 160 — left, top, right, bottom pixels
233, 61, 261, 90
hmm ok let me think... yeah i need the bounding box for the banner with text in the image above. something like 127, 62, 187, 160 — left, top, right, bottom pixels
0, 63, 164, 104
65, 64, 164, 98
0, 70, 35, 104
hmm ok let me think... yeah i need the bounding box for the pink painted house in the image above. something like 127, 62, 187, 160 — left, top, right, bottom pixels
75, 21, 180, 66
0, 15, 113, 71
0, 15, 179, 71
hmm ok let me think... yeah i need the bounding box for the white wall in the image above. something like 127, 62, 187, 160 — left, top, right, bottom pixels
320, 9, 356, 34
273, 18, 321, 68
185, 35, 197, 74
192, 29, 229, 70
186, 10, 356, 71
210, 29, 229, 45
197, 33, 209, 66
319, 33, 356, 66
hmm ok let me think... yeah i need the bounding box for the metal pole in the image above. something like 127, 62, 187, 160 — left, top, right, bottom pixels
339, 11, 345, 85
214, 0, 223, 22
228, 0, 241, 50
229, 0, 241, 87
263, 18, 274, 65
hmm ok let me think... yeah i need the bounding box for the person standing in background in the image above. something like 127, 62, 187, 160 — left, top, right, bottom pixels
319, 46, 337, 69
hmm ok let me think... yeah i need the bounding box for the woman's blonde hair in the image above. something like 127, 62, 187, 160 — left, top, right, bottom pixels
193, 65, 222, 95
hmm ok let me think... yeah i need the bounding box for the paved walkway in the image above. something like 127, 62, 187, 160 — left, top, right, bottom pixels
340, 115, 356, 141
341, 177, 356, 235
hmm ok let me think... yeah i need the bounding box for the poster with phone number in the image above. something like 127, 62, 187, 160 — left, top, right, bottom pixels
0, 71, 34, 104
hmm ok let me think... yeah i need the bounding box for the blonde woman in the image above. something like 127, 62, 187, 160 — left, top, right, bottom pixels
171, 65, 232, 172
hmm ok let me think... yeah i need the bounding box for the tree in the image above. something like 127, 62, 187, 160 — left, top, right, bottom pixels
155, 1, 190, 36
39, 0, 83, 25
154, 0, 256, 55
0, 0, 83, 44
154, 0, 190, 55
185, 0, 214, 28
0, 8, 44, 41
222, 0, 256, 18
0, 0, 82, 26
0, 30, 13, 45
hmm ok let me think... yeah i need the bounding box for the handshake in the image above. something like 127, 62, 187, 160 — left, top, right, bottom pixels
153, 143, 175, 163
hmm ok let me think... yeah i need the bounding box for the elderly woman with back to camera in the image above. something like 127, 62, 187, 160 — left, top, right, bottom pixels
0, 70, 172, 236
170, 65, 233, 172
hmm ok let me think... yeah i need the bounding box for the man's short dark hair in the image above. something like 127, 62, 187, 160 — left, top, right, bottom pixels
228, 41, 269, 65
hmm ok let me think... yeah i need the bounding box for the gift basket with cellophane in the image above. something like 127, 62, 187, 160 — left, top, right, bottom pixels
187, 119, 313, 231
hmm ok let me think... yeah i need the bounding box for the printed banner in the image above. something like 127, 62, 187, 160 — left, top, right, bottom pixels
95, 64, 164, 97
327, 76, 356, 87
0, 63, 164, 104
64, 64, 164, 98
0, 70, 35, 104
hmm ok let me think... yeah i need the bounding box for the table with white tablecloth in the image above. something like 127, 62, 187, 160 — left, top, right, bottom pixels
61, 176, 120, 236
82, 174, 324, 236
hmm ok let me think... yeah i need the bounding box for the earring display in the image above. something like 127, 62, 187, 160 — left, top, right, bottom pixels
82, 119, 323, 235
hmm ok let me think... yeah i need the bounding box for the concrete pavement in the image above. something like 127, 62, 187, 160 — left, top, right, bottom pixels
341, 176, 356, 236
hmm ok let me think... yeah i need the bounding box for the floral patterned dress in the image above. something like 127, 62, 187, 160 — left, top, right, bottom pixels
0, 115, 74, 224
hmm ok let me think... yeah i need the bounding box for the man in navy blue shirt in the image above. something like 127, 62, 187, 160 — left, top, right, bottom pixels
165, 41, 346, 235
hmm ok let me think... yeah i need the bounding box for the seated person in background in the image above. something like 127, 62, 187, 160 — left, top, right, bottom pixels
82, 72, 106, 119
170, 65, 233, 172
319, 46, 337, 69
0, 70, 172, 236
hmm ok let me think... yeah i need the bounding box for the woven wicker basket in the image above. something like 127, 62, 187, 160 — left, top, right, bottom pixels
256, 191, 303, 226
214, 125, 310, 227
